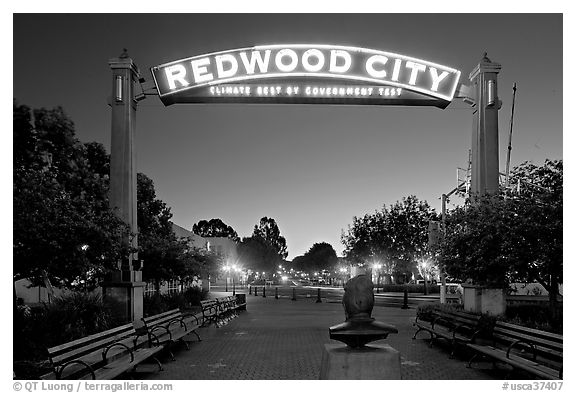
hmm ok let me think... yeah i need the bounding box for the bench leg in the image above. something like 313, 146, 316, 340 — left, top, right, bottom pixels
467, 353, 479, 368
449, 340, 456, 359
153, 356, 164, 371
412, 328, 433, 341
412, 328, 423, 340
180, 339, 190, 350
193, 331, 201, 342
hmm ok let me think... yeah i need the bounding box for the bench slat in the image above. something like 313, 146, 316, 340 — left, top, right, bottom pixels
48, 323, 134, 355
50, 329, 136, 366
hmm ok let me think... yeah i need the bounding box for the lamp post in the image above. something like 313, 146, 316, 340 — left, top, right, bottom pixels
340, 267, 347, 287
421, 260, 429, 295
232, 264, 240, 296
373, 263, 382, 293
223, 265, 230, 292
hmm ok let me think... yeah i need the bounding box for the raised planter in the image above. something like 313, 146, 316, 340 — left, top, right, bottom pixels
462, 284, 506, 315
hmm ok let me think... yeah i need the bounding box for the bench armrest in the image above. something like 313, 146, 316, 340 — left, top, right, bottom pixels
102, 342, 134, 363
167, 317, 187, 332
189, 313, 200, 325
150, 325, 172, 341
452, 323, 475, 337
133, 331, 152, 349
148, 332, 162, 347
506, 339, 537, 360
57, 360, 96, 380
431, 316, 451, 330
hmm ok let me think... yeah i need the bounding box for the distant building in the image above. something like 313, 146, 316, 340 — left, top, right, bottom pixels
171, 222, 207, 250
204, 236, 238, 263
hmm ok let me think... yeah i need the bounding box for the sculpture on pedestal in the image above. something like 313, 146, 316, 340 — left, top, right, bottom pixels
329, 274, 398, 348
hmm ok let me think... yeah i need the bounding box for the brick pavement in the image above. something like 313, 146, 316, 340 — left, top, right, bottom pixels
143, 291, 507, 380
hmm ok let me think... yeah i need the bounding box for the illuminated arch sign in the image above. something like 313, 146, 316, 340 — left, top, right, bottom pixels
151, 44, 461, 108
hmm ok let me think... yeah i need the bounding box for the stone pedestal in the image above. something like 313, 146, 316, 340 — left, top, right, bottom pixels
101, 270, 145, 325
319, 343, 401, 379
462, 284, 506, 315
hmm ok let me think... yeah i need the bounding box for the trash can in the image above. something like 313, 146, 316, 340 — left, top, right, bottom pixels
235, 293, 247, 310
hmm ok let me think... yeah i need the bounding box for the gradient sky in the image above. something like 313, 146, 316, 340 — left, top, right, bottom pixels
13, 13, 563, 259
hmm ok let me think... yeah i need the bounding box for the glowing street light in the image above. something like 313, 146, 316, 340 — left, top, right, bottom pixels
223, 265, 231, 292
373, 263, 382, 293
419, 259, 430, 295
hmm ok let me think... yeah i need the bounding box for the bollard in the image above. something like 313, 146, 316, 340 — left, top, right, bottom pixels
255, 286, 258, 296
249, 286, 252, 295
316, 288, 322, 303
401, 288, 409, 309
263, 286, 266, 298
275, 287, 279, 299
292, 287, 297, 301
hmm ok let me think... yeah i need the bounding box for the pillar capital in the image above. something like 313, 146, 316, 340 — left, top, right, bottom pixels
469, 53, 502, 81
108, 50, 140, 76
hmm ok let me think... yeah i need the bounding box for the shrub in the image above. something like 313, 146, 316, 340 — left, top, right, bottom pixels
13, 291, 120, 378
183, 286, 205, 307
504, 304, 562, 334
380, 284, 440, 293
143, 288, 209, 316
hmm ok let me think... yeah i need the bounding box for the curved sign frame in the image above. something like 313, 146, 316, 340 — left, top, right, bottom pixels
151, 44, 461, 109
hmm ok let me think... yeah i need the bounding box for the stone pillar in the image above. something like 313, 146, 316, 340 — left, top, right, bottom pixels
102, 50, 144, 324
319, 343, 401, 379
469, 54, 502, 195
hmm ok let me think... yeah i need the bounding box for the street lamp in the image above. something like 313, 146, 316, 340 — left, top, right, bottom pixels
420, 260, 429, 295
223, 265, 230, 292
373, 263, 382, 293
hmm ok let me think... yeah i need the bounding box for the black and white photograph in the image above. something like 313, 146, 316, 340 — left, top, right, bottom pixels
10, 5, 567, 387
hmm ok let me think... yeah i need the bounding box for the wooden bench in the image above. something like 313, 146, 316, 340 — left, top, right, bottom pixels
43, 323, 163, 380
200, 296, 247, 327
141, 309, 201, 360
413, 308, 482, 358
200, 299, 223, 327
219, 296, 241, 321
466, 321, 563, 379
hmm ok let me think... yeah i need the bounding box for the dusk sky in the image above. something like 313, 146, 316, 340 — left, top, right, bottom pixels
12, 12, 564, 259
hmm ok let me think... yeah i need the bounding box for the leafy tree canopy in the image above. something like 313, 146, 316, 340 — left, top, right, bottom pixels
192, 218, 240, 242
13, 101, 130, 289
237, 236, 283, 275
252, 216, 288, 260
292, 242, 338, 273
440, 159, 562, 295
341, 195, 437, 280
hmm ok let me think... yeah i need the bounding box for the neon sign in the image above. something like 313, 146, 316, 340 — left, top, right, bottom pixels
151, 44, 461, 108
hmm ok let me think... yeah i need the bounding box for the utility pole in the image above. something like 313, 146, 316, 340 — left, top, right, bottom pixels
505, 83, 518, 188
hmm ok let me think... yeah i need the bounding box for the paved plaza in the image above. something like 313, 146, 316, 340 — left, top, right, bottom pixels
144, 291, 508, 380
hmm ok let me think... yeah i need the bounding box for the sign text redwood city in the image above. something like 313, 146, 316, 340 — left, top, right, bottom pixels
151, 44, 461, 107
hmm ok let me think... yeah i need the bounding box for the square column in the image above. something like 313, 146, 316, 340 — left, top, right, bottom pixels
104, 50, 143, 324
469, 54, 502, 195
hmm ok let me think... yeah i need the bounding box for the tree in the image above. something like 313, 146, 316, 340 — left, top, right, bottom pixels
192, 218, 240, 242
236, 236, 282, 275
341, 195, 437, 283
293, 242, 338, 274
13, 102, 130, 289
252, 217, 288, 260
440, 160, 562, 320
138, 173, 187, 291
